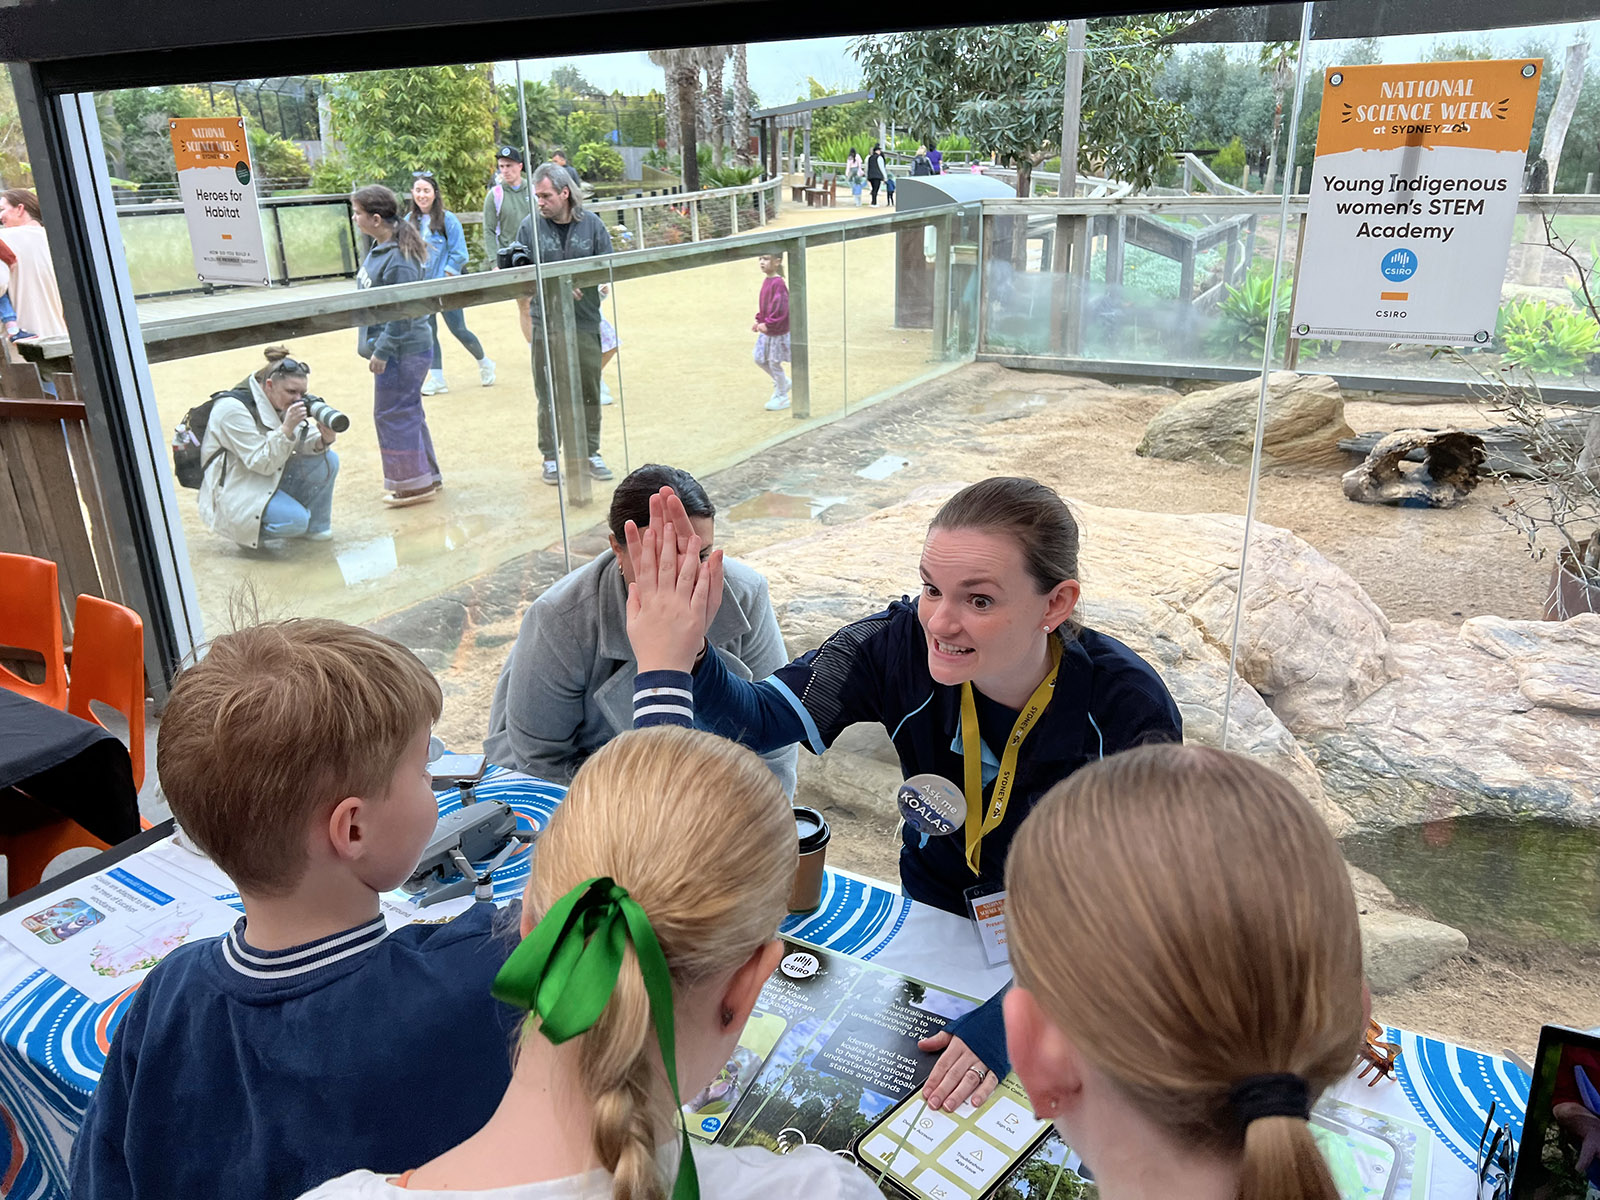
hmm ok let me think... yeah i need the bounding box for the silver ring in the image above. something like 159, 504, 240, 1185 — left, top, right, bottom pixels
965, 1065, 989, 1081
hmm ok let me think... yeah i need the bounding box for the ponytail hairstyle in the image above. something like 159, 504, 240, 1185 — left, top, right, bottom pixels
1, 188, 43, 223
253, 344, 309, 386
523, 727, 797, 1200
352, 184, 427, 264
1007, 744, 1365, 1200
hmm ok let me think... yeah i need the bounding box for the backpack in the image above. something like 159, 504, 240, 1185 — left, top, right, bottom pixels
171, 387, 262, 489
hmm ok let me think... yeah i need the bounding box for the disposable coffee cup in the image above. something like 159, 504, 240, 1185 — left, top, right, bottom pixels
790, 806, 831, 913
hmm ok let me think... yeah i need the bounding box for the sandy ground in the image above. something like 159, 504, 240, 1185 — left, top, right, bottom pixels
146, 198, 932, 635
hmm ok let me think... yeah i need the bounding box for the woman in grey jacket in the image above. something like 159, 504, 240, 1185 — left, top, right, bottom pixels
484, 464, 797, 794
353, 184, 441, 507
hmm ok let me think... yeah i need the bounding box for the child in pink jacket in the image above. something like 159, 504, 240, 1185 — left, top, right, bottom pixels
752, 253, 791, 411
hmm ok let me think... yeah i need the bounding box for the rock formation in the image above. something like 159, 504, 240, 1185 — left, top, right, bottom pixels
1135, 372, 1356, 467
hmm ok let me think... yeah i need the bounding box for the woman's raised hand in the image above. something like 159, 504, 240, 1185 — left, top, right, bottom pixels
624, 487, 724, 673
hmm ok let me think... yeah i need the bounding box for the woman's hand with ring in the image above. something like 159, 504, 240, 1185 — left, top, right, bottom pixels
918, 1032, 999, 1112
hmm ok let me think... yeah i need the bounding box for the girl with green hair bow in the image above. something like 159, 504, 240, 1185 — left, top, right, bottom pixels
297, 725, 880, 1200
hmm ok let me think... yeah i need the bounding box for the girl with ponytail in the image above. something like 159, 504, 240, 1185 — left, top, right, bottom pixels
299, 726, 880, 1200
352, 183, 442, 507
1003, 744, 1368, 1200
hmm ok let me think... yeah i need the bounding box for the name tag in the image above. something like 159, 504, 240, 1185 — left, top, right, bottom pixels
965, 885, 1009, 967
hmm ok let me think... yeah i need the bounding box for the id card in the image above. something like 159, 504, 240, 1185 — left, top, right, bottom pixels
964, 884, 1009, 967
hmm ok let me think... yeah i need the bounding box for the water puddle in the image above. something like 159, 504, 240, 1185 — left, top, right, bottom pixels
1341, 817, 1600, 945
726, 491, 849, 522
970, 390, 1053, 415
857, 454, 912, 481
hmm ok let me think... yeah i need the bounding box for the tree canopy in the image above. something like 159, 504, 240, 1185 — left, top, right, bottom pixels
313, 65, 495, 211
852, 19, 1189, 195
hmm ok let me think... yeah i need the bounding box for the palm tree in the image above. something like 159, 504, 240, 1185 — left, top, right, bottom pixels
698, 45, 733, 168
648, 47, 702, 191
1258, 40, 1298, 195
731, 44, 751, 164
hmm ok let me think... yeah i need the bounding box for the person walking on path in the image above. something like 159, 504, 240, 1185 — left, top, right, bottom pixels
845, 148, 865, 206
514, 162, 616, 487
926, 138, 943, 175
751, 253, 790, 411
0, 189, 67, 342
484, 146, 535, 345
353, 185, 441, 508
408, 171, 494, 396
866, 144, 887, 206
911, 144, 933, 176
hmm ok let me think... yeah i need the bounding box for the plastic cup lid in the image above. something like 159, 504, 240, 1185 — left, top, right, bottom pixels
793, 806, 831, 853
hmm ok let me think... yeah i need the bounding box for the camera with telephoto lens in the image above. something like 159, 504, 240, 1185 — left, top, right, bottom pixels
304, 394, 350, 433
497, 241, 535, 270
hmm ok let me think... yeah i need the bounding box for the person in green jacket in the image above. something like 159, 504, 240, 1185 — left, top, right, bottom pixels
483, 146, 535, 345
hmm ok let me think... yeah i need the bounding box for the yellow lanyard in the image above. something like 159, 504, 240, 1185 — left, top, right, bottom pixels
959, 638, 1062, 875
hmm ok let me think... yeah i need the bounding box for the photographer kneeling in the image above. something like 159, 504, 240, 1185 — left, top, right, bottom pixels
198, 346, 346, 550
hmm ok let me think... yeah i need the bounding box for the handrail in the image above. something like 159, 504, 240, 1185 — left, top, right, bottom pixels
85, 201, 961, 364
113, 178, 777, 220
975, 191, 1600, 217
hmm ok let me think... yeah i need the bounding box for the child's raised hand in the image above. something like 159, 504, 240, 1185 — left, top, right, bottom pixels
624, 490, 725, 672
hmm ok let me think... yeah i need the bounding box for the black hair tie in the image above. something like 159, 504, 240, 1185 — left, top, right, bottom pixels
1230, 1073, 1311, 1126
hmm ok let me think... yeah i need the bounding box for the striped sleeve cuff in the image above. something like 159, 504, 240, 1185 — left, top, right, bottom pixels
634, 669, 694, 728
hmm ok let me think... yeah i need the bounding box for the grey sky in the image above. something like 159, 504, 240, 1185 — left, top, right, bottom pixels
503, 21, 1598, 109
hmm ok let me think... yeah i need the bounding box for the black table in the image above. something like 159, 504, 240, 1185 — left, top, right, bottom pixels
0, 689, 141, 847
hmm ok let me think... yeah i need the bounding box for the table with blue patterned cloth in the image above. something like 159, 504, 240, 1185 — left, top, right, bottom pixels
0, 767, 1527, 1198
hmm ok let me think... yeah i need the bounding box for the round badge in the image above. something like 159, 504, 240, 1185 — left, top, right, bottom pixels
234, 160, 252, 185
779, 951, 819, 980
897, 774, 966, 837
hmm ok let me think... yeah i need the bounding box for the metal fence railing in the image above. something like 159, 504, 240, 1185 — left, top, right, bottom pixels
116, 178, 786, 299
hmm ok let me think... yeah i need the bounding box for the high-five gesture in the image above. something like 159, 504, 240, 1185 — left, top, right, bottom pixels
624, 486, 724, 673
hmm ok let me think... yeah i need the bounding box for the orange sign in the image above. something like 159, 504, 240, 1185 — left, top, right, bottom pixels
1314, 59, 1541, 156
169, 117, 249, 172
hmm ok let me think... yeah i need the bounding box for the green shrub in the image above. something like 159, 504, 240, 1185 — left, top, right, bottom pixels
1496, 298, 1600, 376
1206, 269, 1329, 361
574, 142, 625, 182
1209, 137, 1247, 184
701, 163, 763, 188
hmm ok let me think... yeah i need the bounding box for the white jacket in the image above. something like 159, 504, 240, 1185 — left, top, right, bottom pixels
197, 374, 330, 549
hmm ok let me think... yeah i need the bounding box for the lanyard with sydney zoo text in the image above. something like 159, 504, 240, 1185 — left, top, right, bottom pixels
958, 637, 1063, 875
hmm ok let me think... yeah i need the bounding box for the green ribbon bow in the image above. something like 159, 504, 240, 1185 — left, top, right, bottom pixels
492, 877, 699, 1200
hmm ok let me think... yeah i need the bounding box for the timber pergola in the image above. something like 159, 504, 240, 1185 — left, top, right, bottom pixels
750, 90, 874, 179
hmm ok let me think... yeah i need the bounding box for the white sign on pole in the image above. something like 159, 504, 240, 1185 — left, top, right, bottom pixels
1292, 59, 1542, 346
168, 116, 272, 287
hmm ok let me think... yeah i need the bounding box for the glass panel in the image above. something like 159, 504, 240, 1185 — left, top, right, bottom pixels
1234, 11, 1600, 1057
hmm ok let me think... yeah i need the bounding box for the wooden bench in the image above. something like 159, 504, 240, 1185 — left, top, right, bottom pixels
789, 172, 815, 204
804, 173, 837, 207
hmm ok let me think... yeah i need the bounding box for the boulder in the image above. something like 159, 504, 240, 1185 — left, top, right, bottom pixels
742, 487, 1353, 834
1346, 865, 1470, 992
1361, 909, 1470, 994
1136, 372, 1356, 467
1309, 616, 1600, 831
1459, 613, 1600, 714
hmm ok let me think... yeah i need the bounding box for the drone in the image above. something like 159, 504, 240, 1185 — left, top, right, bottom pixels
402, 784, 537, 907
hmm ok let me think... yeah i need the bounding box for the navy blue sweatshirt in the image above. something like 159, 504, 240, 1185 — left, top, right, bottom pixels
632, 601, 1182, 1080
70, 903, 519, 1200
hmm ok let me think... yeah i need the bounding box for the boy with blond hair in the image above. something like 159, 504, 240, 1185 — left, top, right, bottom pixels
70, 619, 517, 1200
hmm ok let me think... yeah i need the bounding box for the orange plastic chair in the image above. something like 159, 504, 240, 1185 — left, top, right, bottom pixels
66, 595, 146, 791
0, 553, 68, 708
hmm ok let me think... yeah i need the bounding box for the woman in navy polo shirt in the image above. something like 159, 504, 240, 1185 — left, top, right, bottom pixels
623, 476, 1182, 1118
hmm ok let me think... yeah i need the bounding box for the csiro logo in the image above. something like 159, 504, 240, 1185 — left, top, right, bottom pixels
700, 1117, 721, 1133
1381, 247, 1418, 283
